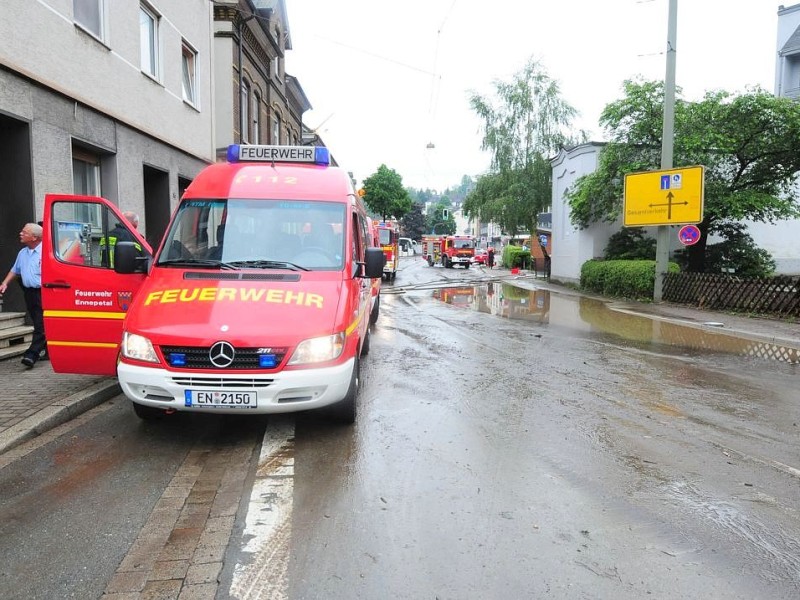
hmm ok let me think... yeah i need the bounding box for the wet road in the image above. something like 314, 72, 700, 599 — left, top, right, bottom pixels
1, 254, 799, 599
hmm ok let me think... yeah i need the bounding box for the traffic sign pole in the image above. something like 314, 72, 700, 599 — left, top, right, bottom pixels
654, 0, 678, 303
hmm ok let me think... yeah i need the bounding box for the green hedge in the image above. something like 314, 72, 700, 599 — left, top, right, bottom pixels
502, 246, 532, 269
580, 259, 679, 300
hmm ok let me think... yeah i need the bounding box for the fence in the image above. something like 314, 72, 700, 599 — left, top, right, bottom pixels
662, 273, 800, 318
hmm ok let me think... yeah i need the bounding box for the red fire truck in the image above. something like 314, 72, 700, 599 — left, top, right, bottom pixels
422, 235, 474, 268
374, 220, 399, 280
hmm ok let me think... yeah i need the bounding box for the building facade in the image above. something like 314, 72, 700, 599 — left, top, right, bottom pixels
0, 0, 215, 312
550, 143, 618, 284
212, 0, 309, 154
747, 1, 800, 275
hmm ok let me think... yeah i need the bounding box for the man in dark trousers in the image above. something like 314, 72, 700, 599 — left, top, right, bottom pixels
487, 246, 495, 269
0, 223, 46, 368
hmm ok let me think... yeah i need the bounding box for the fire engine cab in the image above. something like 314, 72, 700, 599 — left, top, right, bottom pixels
421, 235, 474, 268
41, 145, 385, 424
374, 220, 399, 280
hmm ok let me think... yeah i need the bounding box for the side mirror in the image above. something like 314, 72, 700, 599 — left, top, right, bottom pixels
114, 242, 150, 274
362, 247, 385, 279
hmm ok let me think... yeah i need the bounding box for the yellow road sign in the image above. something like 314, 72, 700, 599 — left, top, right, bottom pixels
623, 166, 704, 226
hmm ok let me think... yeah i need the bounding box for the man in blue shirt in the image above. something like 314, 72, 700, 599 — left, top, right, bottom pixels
0, 223, 46, 368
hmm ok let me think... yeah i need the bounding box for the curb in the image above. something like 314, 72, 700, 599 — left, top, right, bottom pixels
0, 379, 121, 455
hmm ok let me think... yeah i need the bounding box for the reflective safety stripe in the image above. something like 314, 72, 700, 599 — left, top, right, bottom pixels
47, 340, 119, 348
44, 310, 127, 320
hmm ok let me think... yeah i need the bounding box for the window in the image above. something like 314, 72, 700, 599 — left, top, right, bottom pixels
181, 41, 197, 105
272, 114, 280, 144
74, 0, 103, 39
72, 148, 101, 196
71, 147, 104, 249
274, 55, 281, 80
253, 92, 261, 144
240, 80, 250, 143
140, 4, 159, 78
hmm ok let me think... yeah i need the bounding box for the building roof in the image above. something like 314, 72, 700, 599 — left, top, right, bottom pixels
781, 24, 800, 55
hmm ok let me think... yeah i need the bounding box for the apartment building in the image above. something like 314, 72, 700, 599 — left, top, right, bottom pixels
212, 0, 309, 153
0, 0, 215, 312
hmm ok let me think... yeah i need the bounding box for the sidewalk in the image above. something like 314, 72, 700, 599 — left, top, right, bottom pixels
0, 357, 119, 455
504, 268, 800, 348
1, 269, 799, 457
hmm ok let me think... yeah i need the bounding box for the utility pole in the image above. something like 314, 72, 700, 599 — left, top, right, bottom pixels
654, 0, 678, 302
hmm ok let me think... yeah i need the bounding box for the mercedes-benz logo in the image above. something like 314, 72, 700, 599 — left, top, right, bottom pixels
209, 341, 235, 368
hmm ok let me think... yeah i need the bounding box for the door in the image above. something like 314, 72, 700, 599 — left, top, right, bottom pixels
42, 194, 151, 375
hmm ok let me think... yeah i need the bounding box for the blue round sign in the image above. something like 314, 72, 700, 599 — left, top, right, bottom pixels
678, 224, 701, 246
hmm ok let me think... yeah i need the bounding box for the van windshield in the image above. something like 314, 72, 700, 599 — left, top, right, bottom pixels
157, 199, 346, 270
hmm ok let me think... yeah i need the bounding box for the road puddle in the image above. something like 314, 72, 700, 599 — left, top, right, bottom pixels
432, 282, 800, 364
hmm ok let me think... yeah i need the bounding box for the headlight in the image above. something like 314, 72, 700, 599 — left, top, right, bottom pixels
121, 332, 159, 363
288, 332, 345, 365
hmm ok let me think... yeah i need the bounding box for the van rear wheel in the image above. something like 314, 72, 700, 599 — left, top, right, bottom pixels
328, 358, 359, 424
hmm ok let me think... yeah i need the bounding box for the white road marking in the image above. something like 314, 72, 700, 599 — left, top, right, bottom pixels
230, 418, 295, 600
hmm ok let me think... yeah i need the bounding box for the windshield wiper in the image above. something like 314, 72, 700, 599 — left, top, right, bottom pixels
157, 258, 238, 270
227, 259, 309, 271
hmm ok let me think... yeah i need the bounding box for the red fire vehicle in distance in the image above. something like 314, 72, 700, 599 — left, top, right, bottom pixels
374, 220, 399, 280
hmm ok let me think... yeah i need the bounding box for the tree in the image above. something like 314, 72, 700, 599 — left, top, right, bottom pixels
426, 201, 456, 235
362, 165, 413, 222
604, 227, 656, 260
465, 57, 582, 242
566, 79, 800, 271
400, 203, 427, 240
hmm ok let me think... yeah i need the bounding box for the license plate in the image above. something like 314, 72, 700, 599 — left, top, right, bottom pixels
185, 390, 257, 408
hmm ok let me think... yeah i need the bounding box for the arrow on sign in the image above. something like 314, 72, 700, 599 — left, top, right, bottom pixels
649, 191, 688, 220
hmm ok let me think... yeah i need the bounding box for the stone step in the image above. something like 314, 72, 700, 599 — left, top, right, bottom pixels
0, 312, 28, 330
0, 312, 33, 360
0, 325, 33, 349
0, 345, 29, 361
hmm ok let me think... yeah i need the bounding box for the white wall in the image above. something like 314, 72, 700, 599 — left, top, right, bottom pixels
550, 143, 618, 284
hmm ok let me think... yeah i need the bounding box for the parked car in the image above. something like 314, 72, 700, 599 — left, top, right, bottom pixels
472, 248, 488, 265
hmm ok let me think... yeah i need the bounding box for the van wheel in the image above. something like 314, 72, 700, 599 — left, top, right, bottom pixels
370, 294, 380, 325
361, 326, 371, 356
132, 402, 165, 420
329, 358, 359, 424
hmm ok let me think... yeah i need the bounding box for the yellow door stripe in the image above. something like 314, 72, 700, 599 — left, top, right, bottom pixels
48, 341, 119, 349
44, 310, 127, 320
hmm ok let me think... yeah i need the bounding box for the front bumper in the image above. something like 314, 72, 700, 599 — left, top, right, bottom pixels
117, 358, 354, 414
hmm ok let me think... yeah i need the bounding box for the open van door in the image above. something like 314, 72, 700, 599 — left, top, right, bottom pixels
42, 194, 152, 375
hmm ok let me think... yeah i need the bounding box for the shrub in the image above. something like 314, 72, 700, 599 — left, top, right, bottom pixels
604, 227, 656, 260
503, 245, 531, 269
580, 259, 679, 300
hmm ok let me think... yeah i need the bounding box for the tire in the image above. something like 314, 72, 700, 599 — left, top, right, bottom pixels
132, 402, 165, 420
464, 262, 470, 269
427, 257, 433, 266
370, 293, 380, 326
390, 271, 396, 280
361, 325, 371, 356
328, 357, 358, 424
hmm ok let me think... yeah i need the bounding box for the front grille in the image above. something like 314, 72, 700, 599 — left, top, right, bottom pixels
160, 345, 288, 370
170, 376, 275, 388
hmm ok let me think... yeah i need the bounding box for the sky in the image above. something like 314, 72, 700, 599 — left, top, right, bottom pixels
285, 0, 780, 192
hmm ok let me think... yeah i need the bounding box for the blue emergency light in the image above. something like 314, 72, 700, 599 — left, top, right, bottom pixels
259, 354, 278, 368
169, 353, 187, 367
227, 144, 330, 166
